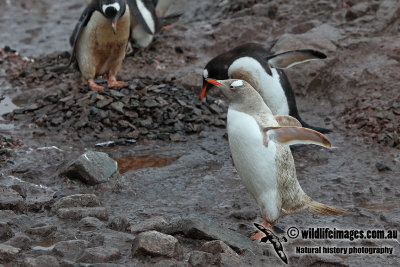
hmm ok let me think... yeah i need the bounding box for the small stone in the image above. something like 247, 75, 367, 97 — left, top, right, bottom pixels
79, 217, 105, 231
0, 244, 20, 263
132, 231, 183, 260
144, 99, 160, 108
110, 101, 125, 114
61, 151, 118, 185
188, 251, 214, 267
200, 240, 238, 256
96, 98, 113, 108
25, 224, 57, 237
79, 247, 121, 263
56, 207, 108, 221
164, 217, 256, 254
0, 185, 24, 211
130, 216, 169, 234
23, 255, 60, 267
0, 222, 13, 242
375, 162, 392, 172
108, 216, 129, 232
109, 89, 125, 98
53, 240, 89, 261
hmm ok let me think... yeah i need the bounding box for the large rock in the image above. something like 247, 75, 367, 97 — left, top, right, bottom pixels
52, 194, 108, 221
22, 255, 60, 267
4, 234, 31, 250
188, 251, 214, 267
0, 222, 13, 242
130, 216, 169, 234
79, 217, 105, 231
56, 207, 108, 221
164, 217, 256, 254
132, 231, 183, 260
79, 246, 121, 263
52, 194, 101, 212
53, 240, 89, 261
0, 244, 20, 263
25, 224, 57, 238
61, 151, 118, 185
0, 185, 24, 211
376, 0, 400, 31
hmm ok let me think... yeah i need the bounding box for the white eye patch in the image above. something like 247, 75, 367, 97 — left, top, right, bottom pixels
231, 80, 243, 87
203, 69, 208, 79
102, 2, 120, 14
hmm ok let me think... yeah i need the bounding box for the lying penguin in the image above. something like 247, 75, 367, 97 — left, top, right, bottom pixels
202, 43, 331, 133
203, 78, 344, 240
52, 0, 130, 91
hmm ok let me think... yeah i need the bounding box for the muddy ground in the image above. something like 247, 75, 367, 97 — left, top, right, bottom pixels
0, 0, 399, 266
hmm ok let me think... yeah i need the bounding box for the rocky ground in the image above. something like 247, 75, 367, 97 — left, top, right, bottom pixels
0, 0, 399, 266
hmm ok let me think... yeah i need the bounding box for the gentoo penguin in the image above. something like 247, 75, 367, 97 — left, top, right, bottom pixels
52, 0, 130, 91
126, 0, 159, 48
202, 43, 332, 133
204, 78, 344, 240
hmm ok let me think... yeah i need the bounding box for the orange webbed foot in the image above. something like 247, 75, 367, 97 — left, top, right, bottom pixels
251, 219, 274, 241
108, 75, 128, 88
88, 78, 104, 91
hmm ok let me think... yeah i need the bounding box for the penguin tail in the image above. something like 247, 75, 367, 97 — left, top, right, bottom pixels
307, 201, 345, 216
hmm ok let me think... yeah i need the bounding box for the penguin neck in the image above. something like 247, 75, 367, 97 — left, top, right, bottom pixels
228, 57, 290, 115
229, 93, 275, 126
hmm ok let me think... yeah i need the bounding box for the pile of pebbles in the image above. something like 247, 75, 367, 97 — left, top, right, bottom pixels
342, 95, 400, 148
3, 51, 227, 142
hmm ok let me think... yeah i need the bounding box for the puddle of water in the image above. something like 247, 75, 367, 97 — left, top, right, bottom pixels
114, 155, 178, 174
31, 240, 57, 251
0, 96, 18, 120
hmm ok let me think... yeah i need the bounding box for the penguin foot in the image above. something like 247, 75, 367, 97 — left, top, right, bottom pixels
250, 220, 274, 241
108, 76, 128, 88
161, 25, 175, 31
88, 79, 105, 91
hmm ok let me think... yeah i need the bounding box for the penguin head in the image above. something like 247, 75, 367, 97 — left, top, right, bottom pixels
201, 60, 229, 99
99, 0, 126, 34
204, 79, 251, 102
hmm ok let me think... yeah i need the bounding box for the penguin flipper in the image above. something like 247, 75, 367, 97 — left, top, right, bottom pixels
274, 115, 302, 127
48, 4, 95, 73
127, 0, 154, 34
266, 49, 327, 69
264, 126, 331, 148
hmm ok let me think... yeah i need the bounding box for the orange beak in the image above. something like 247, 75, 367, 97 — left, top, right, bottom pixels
206, 79, 224, 86
112, 21, 118, 34
200, 79, 224, 99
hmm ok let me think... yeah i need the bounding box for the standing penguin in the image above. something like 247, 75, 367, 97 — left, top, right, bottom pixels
202, 43, 331, 133
52, 0, 130, 91
203, 78, 344, 240
126, 0, 159, 48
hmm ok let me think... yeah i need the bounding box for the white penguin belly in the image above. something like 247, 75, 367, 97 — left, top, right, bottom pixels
130, 0, 155, 48
227, 108, 281, 222
76, 9, 130, 78
228, 57, 289, 115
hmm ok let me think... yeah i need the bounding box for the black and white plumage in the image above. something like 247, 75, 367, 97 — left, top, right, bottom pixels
202, 43, 331, 133
51, 0, 130, 91
203, 79, 344, 241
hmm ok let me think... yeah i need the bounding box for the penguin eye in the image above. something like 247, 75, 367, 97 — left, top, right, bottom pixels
230, 80, 243, 89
